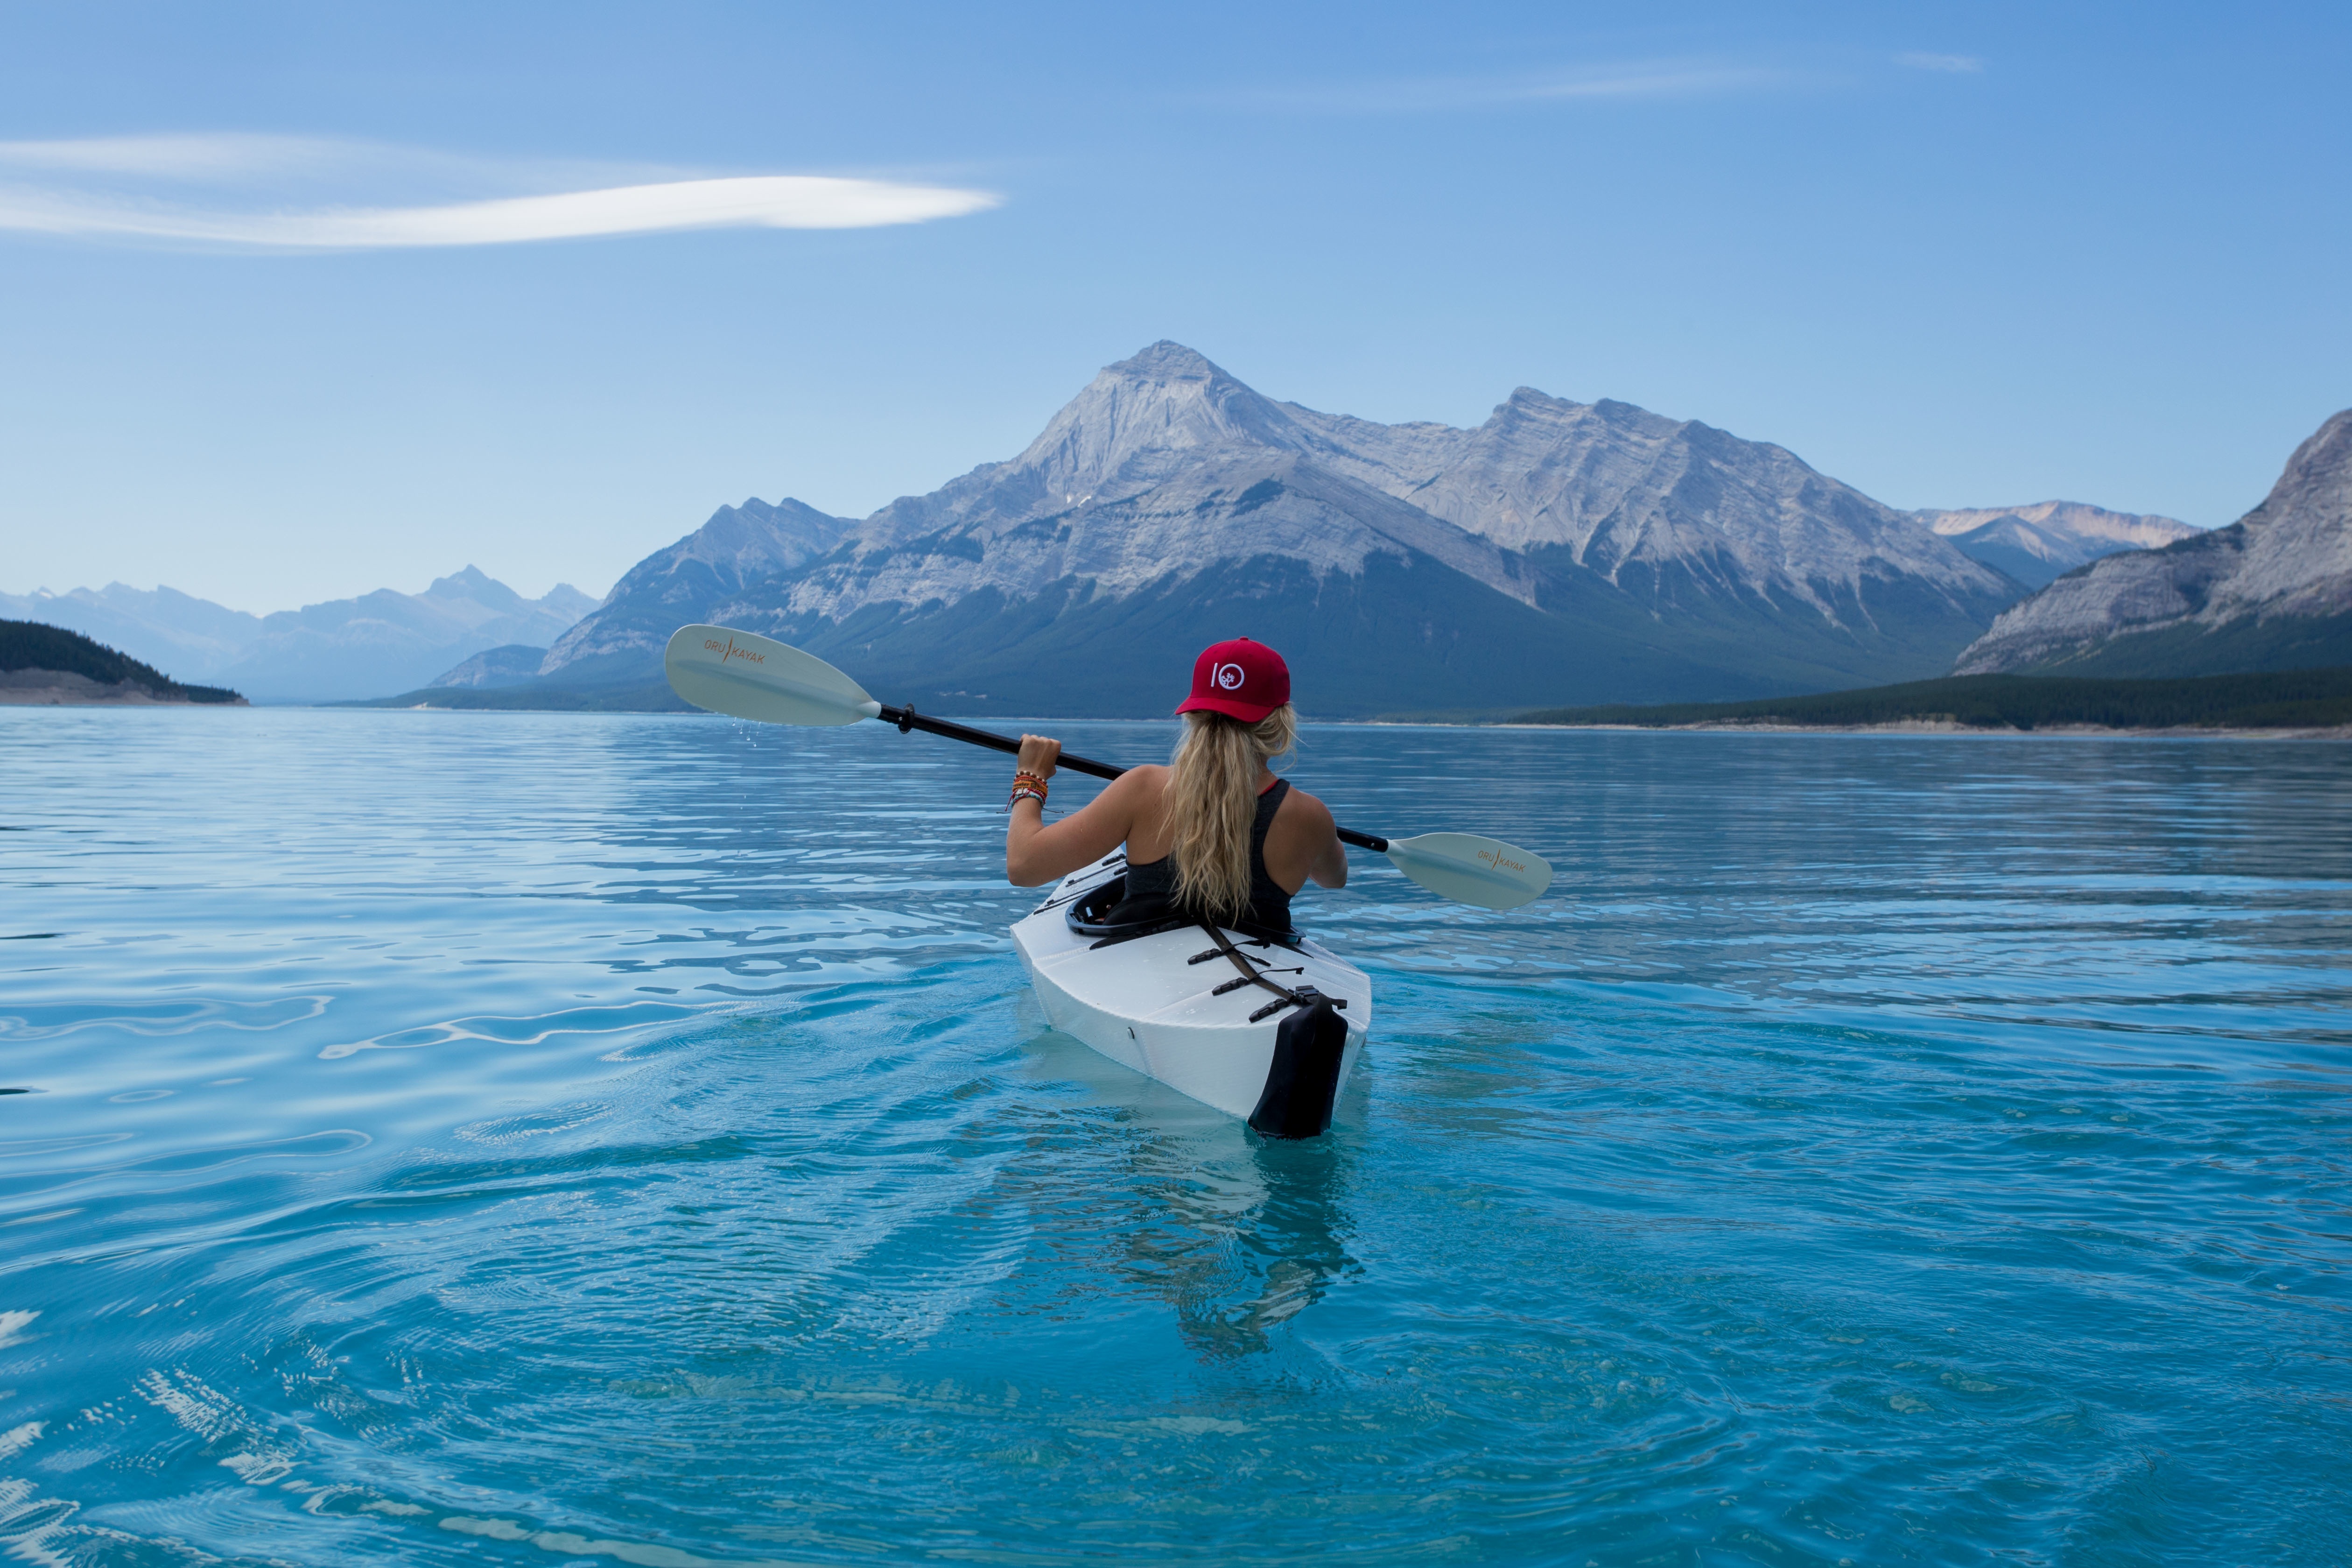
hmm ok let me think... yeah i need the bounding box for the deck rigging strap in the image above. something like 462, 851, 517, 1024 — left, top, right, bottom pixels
1202, 922, 1351, 1140
1195, 922, 1346, 1024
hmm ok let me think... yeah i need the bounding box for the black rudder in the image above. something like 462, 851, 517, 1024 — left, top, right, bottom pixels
1248, 993, 1348, 1139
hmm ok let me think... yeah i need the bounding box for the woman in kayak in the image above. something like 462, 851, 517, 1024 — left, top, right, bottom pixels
1004, 638, 1346, 933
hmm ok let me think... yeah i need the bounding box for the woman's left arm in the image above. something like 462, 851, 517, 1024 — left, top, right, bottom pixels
1004, 736, 1138, 887
1304, 795, 1348, 888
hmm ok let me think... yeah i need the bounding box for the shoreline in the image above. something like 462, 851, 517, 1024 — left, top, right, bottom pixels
0, 671, 246, 707
9, 701, 2346, 737
1487, 719, 2352, 739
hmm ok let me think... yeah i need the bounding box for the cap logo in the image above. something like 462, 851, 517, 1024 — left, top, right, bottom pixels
1214, 662, 1246, 690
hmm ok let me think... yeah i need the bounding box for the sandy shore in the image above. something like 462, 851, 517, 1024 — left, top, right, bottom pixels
0, 669, 245, 706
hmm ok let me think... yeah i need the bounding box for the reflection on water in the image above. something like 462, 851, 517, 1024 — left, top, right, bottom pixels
1130, 1112, 1358, 1359
0, 708, 2348, 1565
1222, 1134, 1359, 1352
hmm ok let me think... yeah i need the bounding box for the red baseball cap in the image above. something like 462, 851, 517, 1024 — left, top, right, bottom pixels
1175, 638, 1291, 724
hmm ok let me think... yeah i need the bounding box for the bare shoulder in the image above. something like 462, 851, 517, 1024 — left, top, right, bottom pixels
1109, 764, 1169, 799
1092, 762, 1167, 823
1274, 781, 1335, 831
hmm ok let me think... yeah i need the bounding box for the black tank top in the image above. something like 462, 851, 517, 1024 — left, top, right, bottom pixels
1112, 778, 1295, 933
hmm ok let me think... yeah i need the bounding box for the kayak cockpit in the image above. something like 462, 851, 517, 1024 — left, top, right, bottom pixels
1013, 852, 1369, 1137
1061, 869, 1303, 953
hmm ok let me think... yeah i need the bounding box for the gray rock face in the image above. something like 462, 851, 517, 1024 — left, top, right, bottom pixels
755, 345, 1535, 626
1915, 502, 2200, 590
1293, 387, 2010, 622
549, 343, 2028, 712
541, 496, 852, 676
429, 643, 551, 689
1953, 411, 2352, 675
741, 343, 2007, 631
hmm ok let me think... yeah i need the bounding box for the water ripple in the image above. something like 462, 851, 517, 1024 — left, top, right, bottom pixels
321, 1001, 699, 1059
0, 712, 2346, 1564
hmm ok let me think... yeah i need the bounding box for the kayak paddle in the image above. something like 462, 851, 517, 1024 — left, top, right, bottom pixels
664, 624, 1553, 911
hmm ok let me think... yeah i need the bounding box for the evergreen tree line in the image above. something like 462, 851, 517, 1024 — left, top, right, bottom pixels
0, 619, 244, 703
1517, 669, 2352, 731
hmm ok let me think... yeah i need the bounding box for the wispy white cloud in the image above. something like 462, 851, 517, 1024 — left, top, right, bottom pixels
1215, 60, 1790, 115
0, 176, 998, 248
0, 134, 673, 193
0, 134, 999, 250
0, 133, 346, 177
1896, 52, 1983, 74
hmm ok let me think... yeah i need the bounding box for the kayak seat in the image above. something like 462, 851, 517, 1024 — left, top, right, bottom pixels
1065, 873, 1300, 950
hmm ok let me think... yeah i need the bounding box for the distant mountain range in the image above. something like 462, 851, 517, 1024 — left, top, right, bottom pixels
428, 643, 554, 689
1955, 409, 2352, 677
17, 346, 2247, 715
0, 568, 597, 703
540, 497, 848, 689
1911, 502, 2199, 590
521, 343, 2065, 717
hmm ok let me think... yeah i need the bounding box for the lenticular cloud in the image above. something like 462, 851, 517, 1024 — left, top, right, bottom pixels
0, 136, 999, 249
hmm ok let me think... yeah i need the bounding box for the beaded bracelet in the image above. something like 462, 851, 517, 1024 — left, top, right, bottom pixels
1009, 785, 1047, 809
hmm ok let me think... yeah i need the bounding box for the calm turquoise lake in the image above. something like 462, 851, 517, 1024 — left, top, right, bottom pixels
3, 709, 2348, 1565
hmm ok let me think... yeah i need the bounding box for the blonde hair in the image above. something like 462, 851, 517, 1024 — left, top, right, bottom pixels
1165, 704, 1298, 921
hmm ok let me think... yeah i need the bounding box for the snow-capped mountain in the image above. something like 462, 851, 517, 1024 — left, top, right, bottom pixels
1955, 410, 2352, 677
1914, 502, 2200, 590
540, 497, 853, 685
544, 344, 2028, 715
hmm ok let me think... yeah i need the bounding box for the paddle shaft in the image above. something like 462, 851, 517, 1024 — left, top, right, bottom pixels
874, 703, 1391, 853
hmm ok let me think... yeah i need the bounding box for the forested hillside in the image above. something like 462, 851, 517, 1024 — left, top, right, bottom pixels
1, 619, 244, 703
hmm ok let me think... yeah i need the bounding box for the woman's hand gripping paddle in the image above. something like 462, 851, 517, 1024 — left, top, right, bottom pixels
663, 624, 1555, 911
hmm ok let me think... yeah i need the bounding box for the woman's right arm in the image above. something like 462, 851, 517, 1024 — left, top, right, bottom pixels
1004, 754, 1146, 887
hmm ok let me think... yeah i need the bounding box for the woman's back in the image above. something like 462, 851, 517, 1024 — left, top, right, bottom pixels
1000, 638, 1347, 926
1108, 766, 1334, 892
1117, 775, 1298, 931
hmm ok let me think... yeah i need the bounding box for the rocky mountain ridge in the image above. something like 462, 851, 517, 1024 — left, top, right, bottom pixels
541, 497, 846, 683
0, 584, 268, 684
542, 343, 2032, 715
0, 569, 598, 703
1954, 409, 2352, 676
1913, 501, 2200, 590
428, 643, 555, 689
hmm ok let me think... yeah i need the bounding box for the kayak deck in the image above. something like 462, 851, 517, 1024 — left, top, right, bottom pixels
1010, 853, 1371, 1125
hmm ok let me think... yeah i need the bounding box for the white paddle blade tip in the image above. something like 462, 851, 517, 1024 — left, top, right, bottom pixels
663, 625, 879, 727
1382, 832, 1553, 911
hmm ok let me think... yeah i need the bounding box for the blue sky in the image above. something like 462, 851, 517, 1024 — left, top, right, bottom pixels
2, 0, 2346, 612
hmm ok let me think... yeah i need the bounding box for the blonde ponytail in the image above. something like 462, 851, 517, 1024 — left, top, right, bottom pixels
1165, 704, 1298, 921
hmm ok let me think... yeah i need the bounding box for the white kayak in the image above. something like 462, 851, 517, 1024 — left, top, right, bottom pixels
1010, 852, 1372, 1136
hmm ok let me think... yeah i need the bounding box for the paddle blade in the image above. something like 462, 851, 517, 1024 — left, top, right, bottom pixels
1382, 832, 1552, 911
663, 625, 884, 727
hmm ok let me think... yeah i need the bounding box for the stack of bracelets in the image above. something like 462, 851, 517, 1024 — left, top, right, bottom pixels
1009, 770, 1050, 810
